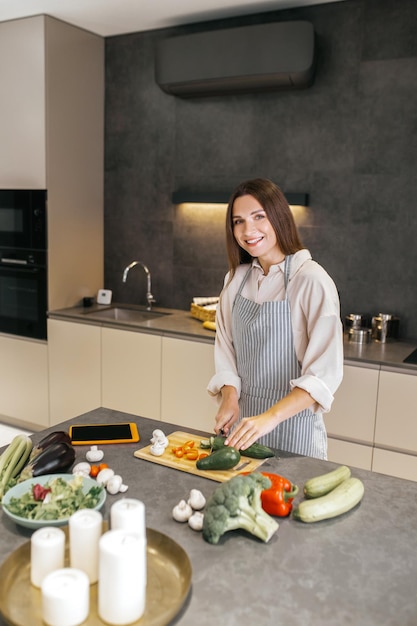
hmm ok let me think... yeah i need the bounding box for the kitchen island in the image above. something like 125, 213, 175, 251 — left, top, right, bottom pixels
1, 407, 417, 626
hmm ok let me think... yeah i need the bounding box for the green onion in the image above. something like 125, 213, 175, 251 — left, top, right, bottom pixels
0, 434, 33, 501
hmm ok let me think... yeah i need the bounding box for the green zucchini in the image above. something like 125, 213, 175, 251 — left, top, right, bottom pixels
240, 442, 274, 459
293, 477, 365, 523
303, 465, 351, 499
0, 435, 33, 501
208, 436, 274, 459
210, 436, 228, 451
196, 447, 241, 471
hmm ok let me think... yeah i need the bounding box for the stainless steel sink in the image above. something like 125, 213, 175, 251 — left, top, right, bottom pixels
86, 307, 169, 323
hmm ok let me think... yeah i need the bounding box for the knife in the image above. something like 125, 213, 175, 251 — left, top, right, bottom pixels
234, 460, 251, 471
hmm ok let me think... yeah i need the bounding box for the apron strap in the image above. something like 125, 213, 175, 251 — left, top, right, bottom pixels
284, 255, 292, 291
232, 266, 252, 313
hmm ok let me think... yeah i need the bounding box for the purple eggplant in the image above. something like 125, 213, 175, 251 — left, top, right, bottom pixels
19, 442, 75, 482
29, 431, 71, 461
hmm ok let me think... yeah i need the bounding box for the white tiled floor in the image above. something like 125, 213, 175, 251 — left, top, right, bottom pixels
0, 423, 33, 447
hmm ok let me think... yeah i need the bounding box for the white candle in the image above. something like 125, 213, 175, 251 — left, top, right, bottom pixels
69, 508, 103, 583
110, 498, 146, 537
30, 526, 65, 588
110, 499, 147, 586
98, 529, 146, 625
41, 568, 89, 626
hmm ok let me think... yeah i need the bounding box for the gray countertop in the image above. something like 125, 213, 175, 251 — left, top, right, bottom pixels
343, 336, 417, 373
48, 303, 216, 344
1, 407, 417, 625
49, 303, 417, 372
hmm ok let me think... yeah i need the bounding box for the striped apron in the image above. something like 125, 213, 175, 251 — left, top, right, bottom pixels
231, 255, 327, 459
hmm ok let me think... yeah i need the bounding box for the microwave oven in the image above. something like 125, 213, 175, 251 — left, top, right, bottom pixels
0, 189, 47, 251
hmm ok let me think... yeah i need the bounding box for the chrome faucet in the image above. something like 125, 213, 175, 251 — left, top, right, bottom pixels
122, 261, 156, 310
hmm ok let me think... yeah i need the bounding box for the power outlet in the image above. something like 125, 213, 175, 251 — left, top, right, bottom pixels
97, 289, 112, 305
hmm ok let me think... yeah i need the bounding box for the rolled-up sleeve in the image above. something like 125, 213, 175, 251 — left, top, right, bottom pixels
207, 271, 243, 403
289, 265, 344, 413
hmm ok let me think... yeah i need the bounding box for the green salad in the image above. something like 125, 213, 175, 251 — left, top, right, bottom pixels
5, 475, 103, 520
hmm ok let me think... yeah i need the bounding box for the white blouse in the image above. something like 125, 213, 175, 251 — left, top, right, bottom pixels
207, 249, 344, 414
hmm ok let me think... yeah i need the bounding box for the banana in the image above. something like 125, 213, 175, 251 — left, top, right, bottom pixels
203, 321, 216, 331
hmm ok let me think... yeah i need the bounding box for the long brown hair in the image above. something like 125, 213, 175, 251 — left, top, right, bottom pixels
225, 178, 304, 278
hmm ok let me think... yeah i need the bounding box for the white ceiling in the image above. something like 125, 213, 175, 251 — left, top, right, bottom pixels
0, 0, 344, 37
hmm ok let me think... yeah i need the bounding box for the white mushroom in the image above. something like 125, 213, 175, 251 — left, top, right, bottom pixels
172, 499, 193, 522
150, 429, 169, 448
106, 474, 123, 495
150, 442, 166, 457
72, 462, 91, 477
86, 445, 104, 462
188, 489, 206, 511
188, 511, 204, 531
96, 467, 115, 486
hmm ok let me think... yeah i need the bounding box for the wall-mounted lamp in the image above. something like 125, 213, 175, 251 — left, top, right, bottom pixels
172, 191, 309, 207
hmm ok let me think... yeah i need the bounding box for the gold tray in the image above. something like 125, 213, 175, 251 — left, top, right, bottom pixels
0, 525, 192, 626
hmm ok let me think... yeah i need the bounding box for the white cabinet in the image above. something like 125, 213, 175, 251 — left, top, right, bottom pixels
327, 438, 373, 471
325, 363, 379, 443
324, 363, 379, 469
374, 369, 417, 453
0, 15, 104, 311
101, 328, 162, 419
0, 335, 49, 430
48, 320, 101, 425
0, 17, 46, 187
45, 17, 104, 311
325, 364, 417, 481
372, 369, 417, 480
161, 337, 215, 432
372, 448, 417, 482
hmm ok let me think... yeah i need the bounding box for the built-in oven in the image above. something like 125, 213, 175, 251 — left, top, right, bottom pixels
0, 248, 47, 340
0, 189, 48, 340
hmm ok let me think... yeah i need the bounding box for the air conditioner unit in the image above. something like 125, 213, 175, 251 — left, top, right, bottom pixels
155, 21, 316, 97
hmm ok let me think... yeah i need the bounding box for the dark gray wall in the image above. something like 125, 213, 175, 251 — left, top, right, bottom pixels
104, 0, 417, 339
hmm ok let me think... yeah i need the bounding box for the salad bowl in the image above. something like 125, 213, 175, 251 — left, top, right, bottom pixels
1, 473, 106, 529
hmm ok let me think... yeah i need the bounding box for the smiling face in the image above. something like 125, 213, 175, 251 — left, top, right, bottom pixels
224, 178, 304, 277
232, 194, 285, 273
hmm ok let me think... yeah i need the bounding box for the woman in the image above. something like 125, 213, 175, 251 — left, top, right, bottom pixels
207, 178, 343, 459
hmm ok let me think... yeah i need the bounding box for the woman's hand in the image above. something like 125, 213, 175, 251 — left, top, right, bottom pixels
224, 413, 276, 450
225, 387, 316, 449
214, 385, 239, 435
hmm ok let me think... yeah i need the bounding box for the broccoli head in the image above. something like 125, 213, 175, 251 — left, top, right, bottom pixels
202, 473, 279, 544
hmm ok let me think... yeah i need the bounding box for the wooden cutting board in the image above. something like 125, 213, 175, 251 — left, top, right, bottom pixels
133, 431, 270, 482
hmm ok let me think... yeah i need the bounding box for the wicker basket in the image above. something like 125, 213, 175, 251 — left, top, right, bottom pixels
190, 303, 217, 322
